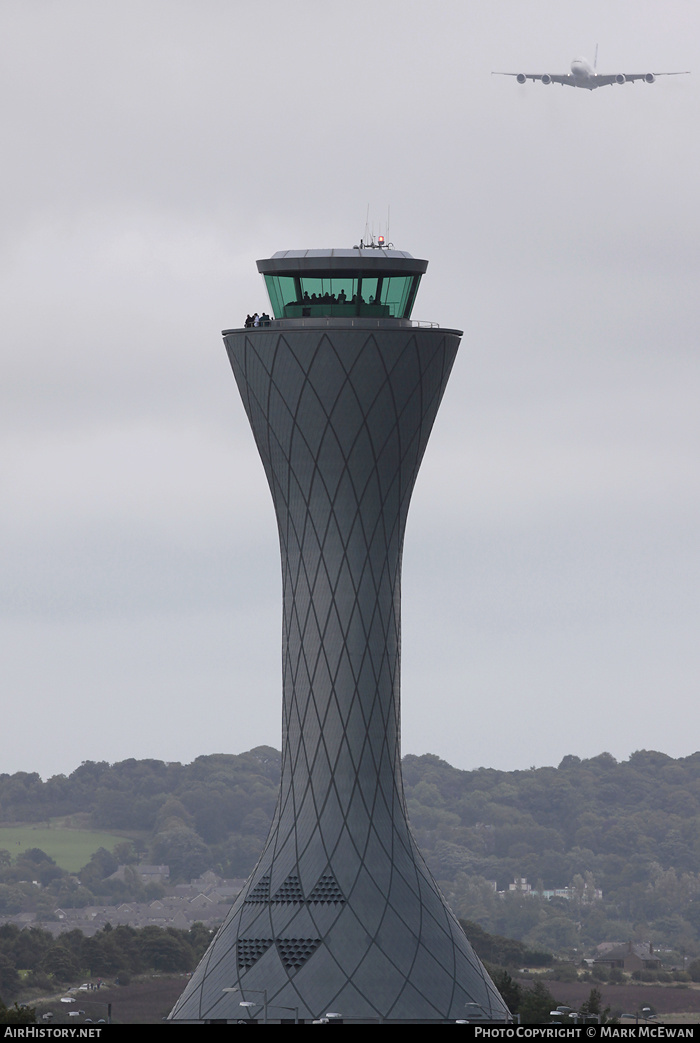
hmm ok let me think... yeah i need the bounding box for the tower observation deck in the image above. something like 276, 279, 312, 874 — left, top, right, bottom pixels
168, 246, 510, 1024
258, 246, 426, 320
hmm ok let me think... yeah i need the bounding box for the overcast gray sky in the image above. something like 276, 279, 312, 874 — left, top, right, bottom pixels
2, 0, 698, 779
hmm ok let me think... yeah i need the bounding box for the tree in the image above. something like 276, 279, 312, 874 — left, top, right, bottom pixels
137, 927, 193, 972
0, 954, 21, 999
579, 987, 616, 1024
42, 945, 79, 983
489, 969, 521, 1016
17, 849, 55, 868
112, 841, 138, 865
519, 981, 558, 1025
79, 847, 119, 890
151, 827, 210, 881
82, 934, 126, 977
0, 999, 36, 1024
0, 885, 23, 916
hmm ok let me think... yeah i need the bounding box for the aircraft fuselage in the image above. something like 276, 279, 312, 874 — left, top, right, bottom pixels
571, 57, 596, 88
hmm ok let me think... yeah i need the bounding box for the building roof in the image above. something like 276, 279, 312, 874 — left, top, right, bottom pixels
257, 248, 428, 277
595, 942, 661, 964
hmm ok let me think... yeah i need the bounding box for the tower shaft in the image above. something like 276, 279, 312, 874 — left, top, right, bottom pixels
170, 249, 509, 1024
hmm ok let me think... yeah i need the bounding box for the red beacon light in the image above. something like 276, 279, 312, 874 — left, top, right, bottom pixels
355, 233, 393, 250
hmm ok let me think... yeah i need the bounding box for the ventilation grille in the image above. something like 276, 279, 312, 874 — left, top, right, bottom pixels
237, 938, 273, 970
245, 875, 271, 903
245, 871, 345, 905
277, 937, 322, 971
271, 874, 305, 903
306, 873, 345, 905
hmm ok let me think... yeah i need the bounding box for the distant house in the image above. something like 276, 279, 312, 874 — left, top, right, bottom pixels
594, 941, 661, 974
107, 864, 170, 885
504, 877, 603, 902
189, 893, 215, 910
138, 864, 170, 884
509, 877, 532, 894
208, 885, 243, 903
191, 871, 219, 888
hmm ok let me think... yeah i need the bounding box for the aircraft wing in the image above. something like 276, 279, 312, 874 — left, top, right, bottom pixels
492, 72, 575, 85
593, 71, 690, 85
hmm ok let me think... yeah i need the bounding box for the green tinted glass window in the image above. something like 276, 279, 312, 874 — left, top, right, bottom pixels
380, 276, 419, 317
264, 272, 421, 319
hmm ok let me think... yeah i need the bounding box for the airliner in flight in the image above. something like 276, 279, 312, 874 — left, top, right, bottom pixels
493, 52, 690, 90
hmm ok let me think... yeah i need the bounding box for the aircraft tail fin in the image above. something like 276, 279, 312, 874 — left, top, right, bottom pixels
594, 43, 599, 71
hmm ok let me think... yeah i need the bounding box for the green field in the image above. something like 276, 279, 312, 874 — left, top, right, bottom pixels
0, 825, 127, 873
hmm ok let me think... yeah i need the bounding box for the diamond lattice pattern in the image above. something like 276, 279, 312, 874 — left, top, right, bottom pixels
169, 327, 508, 1023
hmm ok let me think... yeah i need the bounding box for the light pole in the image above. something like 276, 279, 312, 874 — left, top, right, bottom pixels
75, 1000, 112, 1025
223, 987, 268, 1025
550, 1005, 575, 1024
462, 1002, 492, 1023
621, 1007, 655, 1025
550, 1006, 601, 1026
273, 1004, 299, 1024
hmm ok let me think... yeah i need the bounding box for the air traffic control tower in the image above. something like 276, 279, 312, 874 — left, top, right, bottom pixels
169, 245, 510, 1024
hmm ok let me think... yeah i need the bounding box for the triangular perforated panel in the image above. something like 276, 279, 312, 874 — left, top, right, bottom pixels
276, 938, 322, 972
237, 938, 273, 971
306, 872, 345, 905
245, 875, 271, 903
270, 874, 304, 903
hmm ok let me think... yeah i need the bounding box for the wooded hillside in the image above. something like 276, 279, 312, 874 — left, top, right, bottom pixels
2, 747, 700, 961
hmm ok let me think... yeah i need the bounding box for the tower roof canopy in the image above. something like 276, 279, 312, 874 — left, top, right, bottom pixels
257, 248, 428, 277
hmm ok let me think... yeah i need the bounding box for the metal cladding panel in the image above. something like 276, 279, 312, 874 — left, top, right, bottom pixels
168, 324, 509, 1023
256, 248, 428, 277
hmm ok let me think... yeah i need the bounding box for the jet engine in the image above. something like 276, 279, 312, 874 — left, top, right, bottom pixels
645, 73, 656, 83
615, 74, 626, 84
516, 73, 526, 83
541, 74, 553, 84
